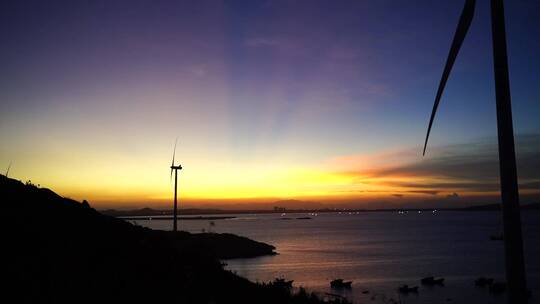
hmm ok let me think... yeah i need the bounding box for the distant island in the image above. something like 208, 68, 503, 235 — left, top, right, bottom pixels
2, 175, 349, 304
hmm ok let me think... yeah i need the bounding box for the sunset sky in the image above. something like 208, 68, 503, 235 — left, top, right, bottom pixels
1, 0, 539, 209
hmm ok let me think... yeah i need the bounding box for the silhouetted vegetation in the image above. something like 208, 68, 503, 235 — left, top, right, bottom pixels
2, 175, 348, 303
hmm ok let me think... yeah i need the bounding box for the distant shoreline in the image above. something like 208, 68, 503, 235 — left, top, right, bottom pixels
119, 215, 236, 221
102, 202, 540, 217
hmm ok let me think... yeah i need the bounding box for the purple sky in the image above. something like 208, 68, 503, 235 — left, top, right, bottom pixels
1, 0, 539, 208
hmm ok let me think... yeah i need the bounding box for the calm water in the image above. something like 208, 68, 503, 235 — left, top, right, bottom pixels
137, 211, 540, 303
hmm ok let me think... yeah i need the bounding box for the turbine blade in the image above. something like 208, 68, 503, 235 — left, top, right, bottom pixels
423, 0, 476, 156
170, 138, 178, 182
171, 138, 177, 167
5, 162, 12, 177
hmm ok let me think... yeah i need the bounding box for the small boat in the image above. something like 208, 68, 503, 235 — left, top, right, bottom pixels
272, 278, 293, 288
475, 277, 494, 287
330, 279, 352, 288
421, 276, 445, 286
398, 285, 419, 294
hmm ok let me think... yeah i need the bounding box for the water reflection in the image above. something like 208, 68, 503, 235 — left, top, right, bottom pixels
138, 211, 540, 303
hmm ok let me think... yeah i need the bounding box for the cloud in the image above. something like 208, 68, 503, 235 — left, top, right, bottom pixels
446, 192, 459, 199
407, 190, 439, 196
244, 37, 280, 48
377, 134, 540, 182
522, 181, 540, 190
242, 36, 308, 57
189, 65, 207, 77
335, 134, 540, 199
382, 181, 500, 192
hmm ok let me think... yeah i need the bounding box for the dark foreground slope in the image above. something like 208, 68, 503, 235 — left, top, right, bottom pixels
2, 176, 347, 304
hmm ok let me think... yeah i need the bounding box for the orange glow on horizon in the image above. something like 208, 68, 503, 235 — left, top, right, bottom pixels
5, 136, 538, 209
6, 152, 519, 209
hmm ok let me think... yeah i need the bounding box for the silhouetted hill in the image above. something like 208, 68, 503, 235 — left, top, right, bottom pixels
2, 175, 347, 304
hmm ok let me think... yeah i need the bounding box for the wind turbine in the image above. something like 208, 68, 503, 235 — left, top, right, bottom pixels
423, 0, 527, 302
170, 140, 182, 232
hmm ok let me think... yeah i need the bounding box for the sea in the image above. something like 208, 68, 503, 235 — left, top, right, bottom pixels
136, 211, 540, 304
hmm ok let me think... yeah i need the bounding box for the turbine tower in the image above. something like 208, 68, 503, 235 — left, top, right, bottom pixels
170, 140, 182, 232
422, 0, 527, 302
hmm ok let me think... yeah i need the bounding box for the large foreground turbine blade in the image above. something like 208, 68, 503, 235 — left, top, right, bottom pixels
423, 0, 476, 156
